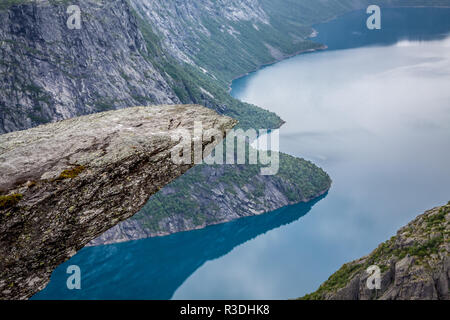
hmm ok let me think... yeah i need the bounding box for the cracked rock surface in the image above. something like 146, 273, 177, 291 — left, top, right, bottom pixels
0, 104, 237, 300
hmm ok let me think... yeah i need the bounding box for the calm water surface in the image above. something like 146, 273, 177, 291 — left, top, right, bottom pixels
34, 8, 450, 300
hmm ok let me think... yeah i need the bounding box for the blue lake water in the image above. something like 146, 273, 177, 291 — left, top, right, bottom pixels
33, 8, 450, 300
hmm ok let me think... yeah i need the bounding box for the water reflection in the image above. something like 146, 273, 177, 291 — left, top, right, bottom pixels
33, 195, 326, 299
34, 7, 450, 300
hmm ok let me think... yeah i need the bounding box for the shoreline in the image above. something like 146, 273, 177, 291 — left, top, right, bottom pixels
90, 184, 332, 247
94, 6, 448, 247
227, 44, 327, 94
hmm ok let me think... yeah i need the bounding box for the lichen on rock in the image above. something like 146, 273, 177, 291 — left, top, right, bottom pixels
57, 166, 86, 180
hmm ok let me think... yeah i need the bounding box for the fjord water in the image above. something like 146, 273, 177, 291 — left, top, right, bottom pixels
34, 8, 450, 300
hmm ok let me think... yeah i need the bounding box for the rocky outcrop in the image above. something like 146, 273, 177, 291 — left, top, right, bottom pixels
90, 157, 331, 245
301, 202, 450, 300
0, 104, 237, 300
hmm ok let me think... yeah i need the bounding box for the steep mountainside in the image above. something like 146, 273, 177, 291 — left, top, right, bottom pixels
301, 203, 450, 300
0, 0, 179, 133
2, 1, 450, 132
0, 0, 282, 133
0, 104, 236, 300
91, 155, 331, 245
131, 0, 450, 84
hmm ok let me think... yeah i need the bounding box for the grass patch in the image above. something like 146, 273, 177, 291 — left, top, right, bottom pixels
0, 194, 23, 210
300, 262, 365, 300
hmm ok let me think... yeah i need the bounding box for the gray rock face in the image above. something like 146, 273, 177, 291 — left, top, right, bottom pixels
0, 0, 179, 134
130, 0, 270, 64
0, 104, 237, 300
301, 203, 450, 300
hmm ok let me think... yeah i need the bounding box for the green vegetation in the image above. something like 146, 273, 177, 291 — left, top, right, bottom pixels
190, 16, 320, 85
57, 165, 86, 180
300, 262, 365, 300
425, 208, 447, 227
134, 148, 331, 233
133, 10, 283, 130
278, 154, 330, 200
405, 236, 443, 258
0, 0, 30, 10
0, 194, 23, 210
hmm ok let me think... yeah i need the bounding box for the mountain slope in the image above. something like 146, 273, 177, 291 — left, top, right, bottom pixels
2, 0, 450, 134
130, 0, 323, 84
0, 0, 179, 133
0, 0, 283, 133
0, 104, 236, 300
131, 0, 450, 85
301, 202, 450, 300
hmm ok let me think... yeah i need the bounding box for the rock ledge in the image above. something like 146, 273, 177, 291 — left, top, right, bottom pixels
0, 104, 237, 300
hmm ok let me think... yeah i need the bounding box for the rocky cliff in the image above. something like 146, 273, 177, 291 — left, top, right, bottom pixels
2, 1, 449, 131
301, 202, 450, 300
0, 0, 180, 134
90, 156, 331, 245
131, 0, 450, 85
0, 104, 237, 300
0, 0, 282, 133
130, 0, 341, 83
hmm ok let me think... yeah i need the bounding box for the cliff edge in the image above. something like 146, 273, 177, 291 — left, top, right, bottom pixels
301, 202, 450, 300
0, 104, 237, 300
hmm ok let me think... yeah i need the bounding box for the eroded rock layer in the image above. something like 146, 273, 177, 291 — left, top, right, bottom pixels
301, 203, 450, 300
